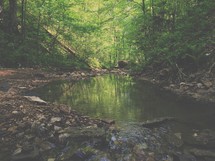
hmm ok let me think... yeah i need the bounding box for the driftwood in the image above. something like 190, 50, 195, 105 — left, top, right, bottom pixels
24, 96, 47, 105
141, 117, 176, 128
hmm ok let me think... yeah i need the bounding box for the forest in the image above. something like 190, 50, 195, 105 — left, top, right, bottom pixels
0, 1, 215, 161
0, 0, 214, 74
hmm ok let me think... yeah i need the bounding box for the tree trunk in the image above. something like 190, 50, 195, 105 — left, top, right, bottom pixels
151, 0, 155, 34
8, 0, 18, 33
0, 0, 4, 27
0, 0, 3, 14
21, 0, 27, 37
142, 0, 145, 14
171, 0, 177, 32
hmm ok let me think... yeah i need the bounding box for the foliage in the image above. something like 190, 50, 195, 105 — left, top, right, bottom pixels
0, 0, 214, 71
129, 0, 215, 72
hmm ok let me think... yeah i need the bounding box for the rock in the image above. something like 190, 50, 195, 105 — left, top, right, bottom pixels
81, 72, 85, 76
170, 84, 175, 88
12, 146, 39, 161
12, 111, 19, 114
13, 148, 22, 155
202, 80, 213, 88
50, 117, 61, 123
54, 125, 62, 131
189, 148, 215, 158
18, 86, 27, 89
101, 119, 115, 124
174, 133, 182, 140
31, 121, 48, 136
59, 133, 71, 143
180, 82, 186, 86
57, 146, 77, 161
47, 158, 55, 161
146, 157, 155, 161
164, 155, 173, 161
197, 83, 203, 88
24, 96, 47, 105
16, 132, 25, 137
39, 141, 55, 151
35, 137, 55, 151
72, 146, 98, 160
133, 144, 148, 155
166, 133, 183, 148
192, 129, 215, 148
25, 134, 35, 140
146, 155, 155, 161
7, 126, 18, 133
36, 114, 45, 121
184, 129, 215, 149
65, 120, 71, 125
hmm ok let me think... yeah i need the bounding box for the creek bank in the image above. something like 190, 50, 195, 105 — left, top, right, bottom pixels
134, 67, 215, 104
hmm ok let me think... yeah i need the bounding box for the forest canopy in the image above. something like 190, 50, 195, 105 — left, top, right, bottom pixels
0, 0, 214, 72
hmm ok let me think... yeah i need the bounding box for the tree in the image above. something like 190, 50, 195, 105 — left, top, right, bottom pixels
0, 0, 3, 22
7, 0, 18, 33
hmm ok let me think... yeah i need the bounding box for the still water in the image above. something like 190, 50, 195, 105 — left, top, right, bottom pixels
31, 74, 215, 129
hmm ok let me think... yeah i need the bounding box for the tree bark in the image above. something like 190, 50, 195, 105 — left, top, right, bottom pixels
151, 0, 155, 34
8, 0, 18, 33
142, 0, 145, 14
0, 0, 3, 14
21, 0, 27, 37
0, 0, 3, 26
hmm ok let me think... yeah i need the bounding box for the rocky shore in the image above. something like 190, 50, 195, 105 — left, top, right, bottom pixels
136, 67, 215, 104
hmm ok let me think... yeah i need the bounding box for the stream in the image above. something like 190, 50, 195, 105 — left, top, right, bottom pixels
29, 74, 215, 161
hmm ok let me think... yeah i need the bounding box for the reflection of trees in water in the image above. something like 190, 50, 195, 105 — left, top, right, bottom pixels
68, 75, 135, 119
34, 75, 215, 125
36, 81, 76, 103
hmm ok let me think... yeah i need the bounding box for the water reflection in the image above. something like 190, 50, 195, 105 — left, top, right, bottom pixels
31, 74, 215, 129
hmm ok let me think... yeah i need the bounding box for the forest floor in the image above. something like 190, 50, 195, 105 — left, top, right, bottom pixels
0, 67, 215, 160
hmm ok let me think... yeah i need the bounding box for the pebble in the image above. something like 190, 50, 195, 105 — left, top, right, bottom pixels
48, 158, 55, 161
59, 133, 71, 142
13, 147, 22, 155
12, 110, 19, 114
50, 117, 61, 123
54, 125, 62, 131
197, 83, 203, 88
